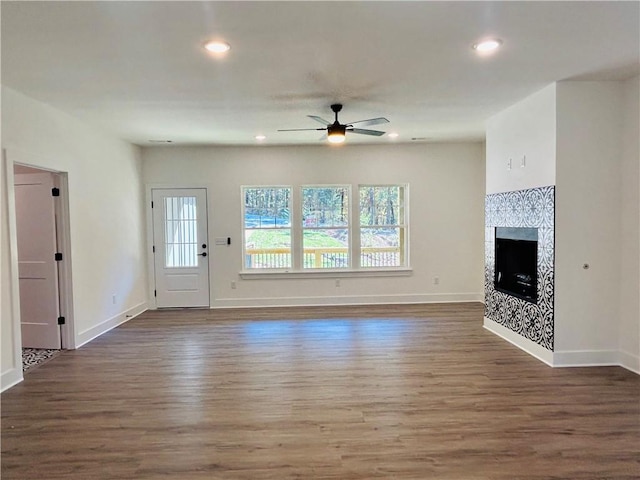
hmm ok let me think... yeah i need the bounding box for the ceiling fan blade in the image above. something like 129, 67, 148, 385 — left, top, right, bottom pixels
349, 128, 386, 136
307, 115, 331, 126
318, 133, 327, 141
277, 128, 326, 132
348, 117, 390, 127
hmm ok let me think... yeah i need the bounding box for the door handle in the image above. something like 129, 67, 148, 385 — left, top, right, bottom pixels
198, 252, 207, 257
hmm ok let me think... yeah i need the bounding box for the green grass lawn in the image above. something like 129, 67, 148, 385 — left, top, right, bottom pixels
247, 230, 346, 248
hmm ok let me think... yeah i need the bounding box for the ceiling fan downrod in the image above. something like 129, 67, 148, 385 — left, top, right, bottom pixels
331, 103, 343, 124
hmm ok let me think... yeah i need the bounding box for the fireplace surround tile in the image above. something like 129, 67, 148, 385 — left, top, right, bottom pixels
485, 186, 555, 350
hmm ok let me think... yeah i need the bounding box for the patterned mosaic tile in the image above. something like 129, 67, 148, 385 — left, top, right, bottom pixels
485, 185, 555, 351
22, 348, 60, 372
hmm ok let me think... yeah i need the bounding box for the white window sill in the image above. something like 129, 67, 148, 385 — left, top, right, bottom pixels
239, 268, 413, 280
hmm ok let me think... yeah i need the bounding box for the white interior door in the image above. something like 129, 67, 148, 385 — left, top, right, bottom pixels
152, 188, 210, 308
15, 172, 61, 349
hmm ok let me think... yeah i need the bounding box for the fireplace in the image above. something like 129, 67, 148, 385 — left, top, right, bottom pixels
494, 227, 538, 303
485, 186, 554, 350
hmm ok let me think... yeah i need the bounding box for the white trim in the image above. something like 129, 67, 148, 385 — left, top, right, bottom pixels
1, 367, 23, 393
212, 292, 482, 308
239, 267, 413, 279
483, 317, 554, 366
75, 302, 147, 348
484, 317, 640, 375
553, 349, 625, 369
5, 150, 77, 351
54, 172, 76, 349
2, 149, 25, 391
617, 350, 640, 374
145, 186, 157, 307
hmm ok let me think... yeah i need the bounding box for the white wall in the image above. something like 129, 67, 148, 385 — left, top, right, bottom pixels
485, 78, 639, 372
143, 143, 485, 308
618, 76, 640, 370
484, 83, 558, 364
554, 81, 624, 359
1, 86, 149, 391
486, 84, 557, 194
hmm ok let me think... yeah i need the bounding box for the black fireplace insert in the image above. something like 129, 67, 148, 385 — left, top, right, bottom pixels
494, 227, 538, 303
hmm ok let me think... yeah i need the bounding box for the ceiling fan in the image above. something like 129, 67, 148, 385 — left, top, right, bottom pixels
278, 104, 389, 144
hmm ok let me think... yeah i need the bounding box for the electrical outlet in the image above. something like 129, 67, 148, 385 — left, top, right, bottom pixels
433, 276, 440, 285
231, 281, 237, 289
335, 279, 341, 287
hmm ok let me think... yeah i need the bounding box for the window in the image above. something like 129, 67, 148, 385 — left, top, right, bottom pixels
359, 185, 407, 268
242, 184, 408, 272
302, 186, 350, 269
164, 196, 198, 267
243, 187, 291, 269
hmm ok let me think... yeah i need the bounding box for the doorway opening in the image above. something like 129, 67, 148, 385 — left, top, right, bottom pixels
13, 163, 74, 371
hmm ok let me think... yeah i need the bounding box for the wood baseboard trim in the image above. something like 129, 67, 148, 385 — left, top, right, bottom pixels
617, 350, 640, 374
554, 349, 640, 374
211, 293, 483, 309
483, 317, 554, 366
553, 349, 618, 367
76, 302, 148, 348
484, 318, 639, 375
1, 367, 24, 393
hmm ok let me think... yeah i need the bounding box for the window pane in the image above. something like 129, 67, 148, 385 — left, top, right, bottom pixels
243, 187, 292, 269
245, 229, 291, 268
244, 187, 291, 228
302, 187, 349, 227
361, 227, 403, 267
164, 196, 198, 267
360, 186, 402, 226
303, 228, 349, 268
360, 185, 406, 268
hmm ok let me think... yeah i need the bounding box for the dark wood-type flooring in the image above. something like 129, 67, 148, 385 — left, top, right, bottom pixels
2, 303, 639, 479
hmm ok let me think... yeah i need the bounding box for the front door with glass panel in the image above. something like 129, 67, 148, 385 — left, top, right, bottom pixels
152, 188, 210, 307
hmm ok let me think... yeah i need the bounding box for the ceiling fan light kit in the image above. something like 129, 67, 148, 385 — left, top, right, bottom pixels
278, 103, 389, 144
327, 124, 346, 144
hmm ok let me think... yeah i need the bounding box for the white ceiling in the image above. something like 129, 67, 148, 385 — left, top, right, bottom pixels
2, 1, 638, 147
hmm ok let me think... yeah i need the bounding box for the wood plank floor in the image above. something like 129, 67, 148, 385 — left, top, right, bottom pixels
2, 303, 639, 479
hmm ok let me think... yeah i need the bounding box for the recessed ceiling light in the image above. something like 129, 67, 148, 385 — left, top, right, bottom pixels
472, 38, 502, 53
388, 132, 399, 139
204, 40, 231, 54
255, 135, 266, 141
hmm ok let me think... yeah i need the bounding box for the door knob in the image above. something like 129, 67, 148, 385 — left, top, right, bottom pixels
198, 252, 207, 257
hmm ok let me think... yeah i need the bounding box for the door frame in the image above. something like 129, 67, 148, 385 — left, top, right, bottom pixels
53, 172, 76, 349
145, 184, 211, 309
4, 149, 76, 365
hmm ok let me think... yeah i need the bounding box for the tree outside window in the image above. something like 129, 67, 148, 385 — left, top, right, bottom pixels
302, 186, 350, 269
243, 186, 291, 269
359, 185, 407, 268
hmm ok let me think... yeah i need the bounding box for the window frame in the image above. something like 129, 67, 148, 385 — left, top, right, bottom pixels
300, 184, 352, 270
358, 184, 409, 269
241, 185, 293, 271
240, 183, 410, 277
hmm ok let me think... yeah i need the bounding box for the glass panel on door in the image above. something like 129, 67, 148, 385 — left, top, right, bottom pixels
164, 196, 198, 268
